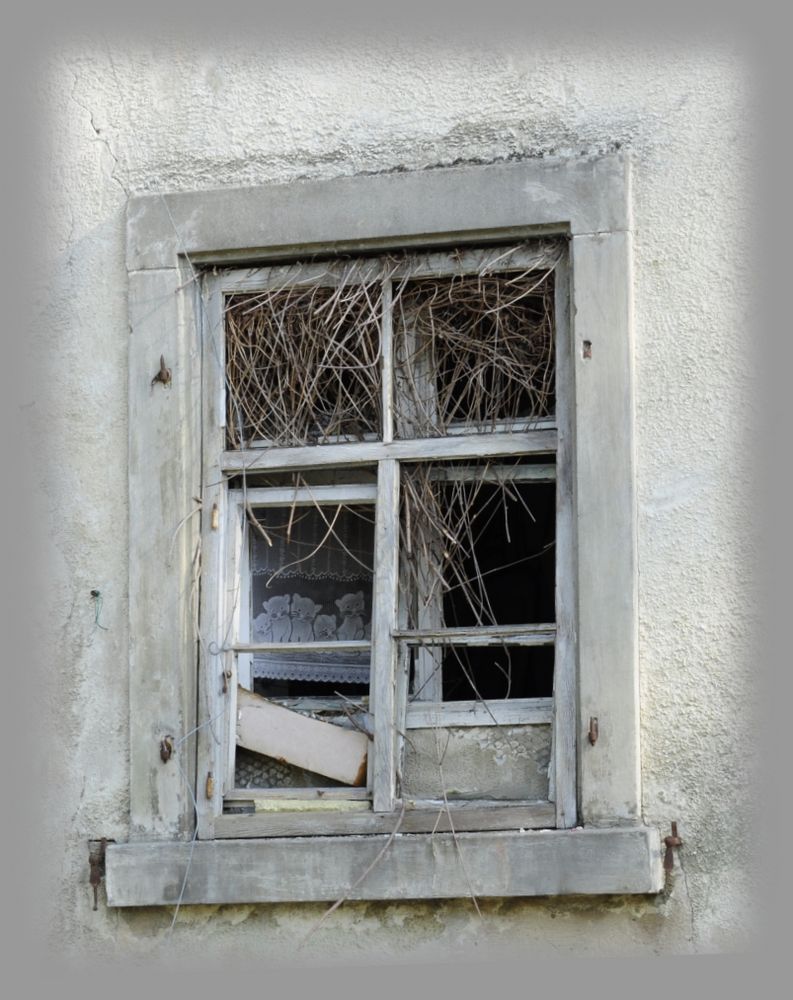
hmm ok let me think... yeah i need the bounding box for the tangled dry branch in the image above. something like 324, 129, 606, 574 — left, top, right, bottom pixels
223, 244, 559, 449
392, 267, 556, 437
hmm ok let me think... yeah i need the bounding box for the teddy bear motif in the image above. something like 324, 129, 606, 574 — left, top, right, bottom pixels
261, 594, 292, 642
289, 594, 322, 642
252, 607, 272, 641
313, 614, 338, 641
335, 590, 366, 640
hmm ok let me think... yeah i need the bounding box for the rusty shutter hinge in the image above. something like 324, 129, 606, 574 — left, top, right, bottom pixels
88, 837, 115, 911
663, 822, 683, 872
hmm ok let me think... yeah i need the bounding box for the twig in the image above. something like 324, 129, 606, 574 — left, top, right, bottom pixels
298, 803, 406, 946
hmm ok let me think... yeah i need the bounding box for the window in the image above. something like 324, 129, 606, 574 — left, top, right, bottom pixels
199, 244, 573, 835
108, 155, 662, 904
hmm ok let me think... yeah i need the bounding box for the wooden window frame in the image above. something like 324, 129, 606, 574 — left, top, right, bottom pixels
109, 154, 662, 905
199, 246, 571, 840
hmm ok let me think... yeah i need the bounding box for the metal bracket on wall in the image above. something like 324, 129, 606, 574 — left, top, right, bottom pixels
88, 837, 115, 911
663, 822, 683, 872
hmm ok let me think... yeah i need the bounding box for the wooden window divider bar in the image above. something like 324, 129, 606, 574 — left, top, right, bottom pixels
221, 430, 558, 474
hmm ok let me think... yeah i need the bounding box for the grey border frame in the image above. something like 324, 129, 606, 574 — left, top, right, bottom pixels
113, 154, 660, 904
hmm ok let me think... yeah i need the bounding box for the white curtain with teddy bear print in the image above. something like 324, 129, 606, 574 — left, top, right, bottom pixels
249, 505, 374, 684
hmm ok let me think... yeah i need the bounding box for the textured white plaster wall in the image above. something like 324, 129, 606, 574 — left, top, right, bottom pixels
30, 31, 758, 963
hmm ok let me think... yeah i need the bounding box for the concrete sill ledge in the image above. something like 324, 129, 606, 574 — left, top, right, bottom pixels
106, 826, 663, 906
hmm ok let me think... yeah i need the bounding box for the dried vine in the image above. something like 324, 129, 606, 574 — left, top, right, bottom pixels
225, 275, 383, 448
392, 263, 556, 438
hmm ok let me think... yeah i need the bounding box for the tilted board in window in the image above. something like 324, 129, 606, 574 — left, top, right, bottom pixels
197, 241, 575, 839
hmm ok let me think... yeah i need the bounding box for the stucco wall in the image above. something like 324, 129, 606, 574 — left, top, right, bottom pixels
29, 30, 758, 963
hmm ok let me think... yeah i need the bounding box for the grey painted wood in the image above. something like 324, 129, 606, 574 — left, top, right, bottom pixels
405, 698, 552, 728
371, 459, 400, 812
232, 641, 371, 654
552, 251, 578, 828
216, 258, 383, 293
389, 244, 562, 281
223, 503, 246, 791
215, 245, 561, 295
254, 695, 368, 713
235, 484, 378, 506
127, 155, 630, 270
392, 289, 443, 701
195, 280, 230, 838
128, 267, 201, 841
444, 417, 556, 436
235, 513, 252, 694
571, 231, 639, 825
226, 787, 371, 802
394, 624, 555, 645
412, 533, 444, 703
381, 276, 394, 444
221, 429, 558, 474
427, 464, 556, 484
106, 826, 662, 904
212, 803, 556, 839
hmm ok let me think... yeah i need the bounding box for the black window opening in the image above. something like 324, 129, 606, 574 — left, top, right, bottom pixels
400, 460, 556, 703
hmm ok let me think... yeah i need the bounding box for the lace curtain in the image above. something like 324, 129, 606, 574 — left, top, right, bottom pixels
250, 506, 373, 684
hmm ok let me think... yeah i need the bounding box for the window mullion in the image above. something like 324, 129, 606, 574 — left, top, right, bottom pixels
370, 457, 400, 813
224, 501, 247, 795
380, 275, 394, 444
393, 277, 444, 700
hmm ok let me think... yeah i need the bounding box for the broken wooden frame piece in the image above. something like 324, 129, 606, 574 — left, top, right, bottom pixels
236, 688, 369, 786
117, 154, 656, 904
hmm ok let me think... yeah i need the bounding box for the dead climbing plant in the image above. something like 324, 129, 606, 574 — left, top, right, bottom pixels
391, 253, 557, 438
223, 242, 560, 449
399, 459, 550, 630
224, 264, 386, 448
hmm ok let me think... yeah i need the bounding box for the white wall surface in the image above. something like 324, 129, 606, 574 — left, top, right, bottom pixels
28, 28, 759, 964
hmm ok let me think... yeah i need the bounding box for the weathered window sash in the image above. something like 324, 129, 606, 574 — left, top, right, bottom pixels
196, 246, 575, 839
